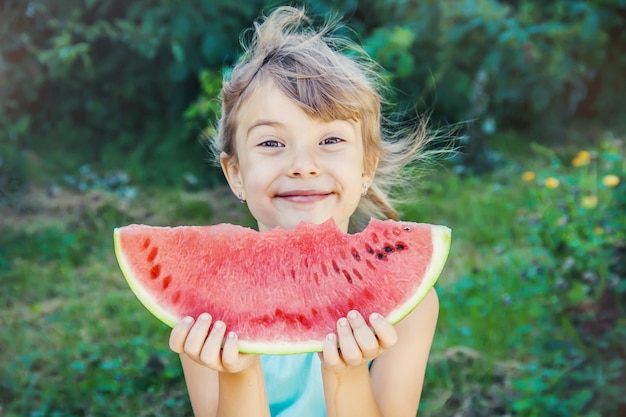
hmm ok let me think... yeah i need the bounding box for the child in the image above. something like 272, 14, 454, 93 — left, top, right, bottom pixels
168, 6, 439, 417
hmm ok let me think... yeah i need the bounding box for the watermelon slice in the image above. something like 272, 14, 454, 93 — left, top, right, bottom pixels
114, 218, 451, 354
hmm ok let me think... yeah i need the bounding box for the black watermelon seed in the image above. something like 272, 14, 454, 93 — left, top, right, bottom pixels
351, 247, 361, 261
396, 242, 407, 251
376, 252, 386, 260
384, 245, 394, 253
365, 244, 375, 254
332, 260, 340, 273
343, 270, 353, 284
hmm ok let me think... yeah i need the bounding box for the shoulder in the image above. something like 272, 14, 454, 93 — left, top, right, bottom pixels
398, 287, 439, 335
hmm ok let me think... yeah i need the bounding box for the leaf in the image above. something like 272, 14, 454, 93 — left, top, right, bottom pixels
530, 85, 551, 111
171, 41, 185, 63
580, 11, 601, 44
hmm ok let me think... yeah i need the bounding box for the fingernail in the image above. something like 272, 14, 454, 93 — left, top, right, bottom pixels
327, 333, 336, 341
339, 318, 349, 327
348, 310, 359, 319
200, 313, 211, 321
183, 316, 193, 324
370, 313, 380, 321
213, 321, 224, 329
228, 331, 236, 339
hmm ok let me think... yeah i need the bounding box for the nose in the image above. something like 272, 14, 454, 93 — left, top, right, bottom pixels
287, 147, 320, 178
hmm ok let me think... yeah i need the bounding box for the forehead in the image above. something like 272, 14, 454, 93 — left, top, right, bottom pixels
236, 80, 360, 135
236, 81, 291, 123
241, 71, 362, 119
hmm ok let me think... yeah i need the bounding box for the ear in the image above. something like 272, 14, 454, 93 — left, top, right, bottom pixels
362, 154, 379, 188
220, 152, 245, 200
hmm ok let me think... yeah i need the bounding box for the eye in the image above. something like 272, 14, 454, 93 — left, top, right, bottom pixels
259, 139, 284, 148
320, 136, 343, 145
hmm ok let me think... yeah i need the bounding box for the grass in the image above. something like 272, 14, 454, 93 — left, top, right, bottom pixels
1, 131, 621, 416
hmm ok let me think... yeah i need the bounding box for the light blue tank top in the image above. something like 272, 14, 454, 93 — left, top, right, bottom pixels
261, 353, 326, 417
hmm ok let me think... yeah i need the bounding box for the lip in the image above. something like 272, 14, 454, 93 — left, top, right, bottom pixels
275, 189, 332, 203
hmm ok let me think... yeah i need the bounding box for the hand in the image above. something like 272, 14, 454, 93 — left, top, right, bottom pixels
169, 312, 258, 373
320, 310, 398, 371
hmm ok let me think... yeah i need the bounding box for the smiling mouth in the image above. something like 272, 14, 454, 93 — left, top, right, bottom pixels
276, 190, 332, 203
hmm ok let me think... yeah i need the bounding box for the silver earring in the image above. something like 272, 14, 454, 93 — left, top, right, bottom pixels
362, 183, 369, 196
237, 192, 245, 203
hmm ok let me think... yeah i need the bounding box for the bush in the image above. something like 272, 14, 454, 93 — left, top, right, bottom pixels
515, 135, 625, 416
0, 0, 266, 186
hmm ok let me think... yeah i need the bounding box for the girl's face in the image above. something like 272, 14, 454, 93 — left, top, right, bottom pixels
221, 82, 373, 233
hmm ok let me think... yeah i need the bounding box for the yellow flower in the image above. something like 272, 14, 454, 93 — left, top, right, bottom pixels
593, 226, 604, 235
576, 150, 591, 160
572, 156, 588, 167
602, 174, 620, 188
581, 195, 598, 209
572, 150, 591, 167
522, 171, 536, 182
544, 177, 560, 189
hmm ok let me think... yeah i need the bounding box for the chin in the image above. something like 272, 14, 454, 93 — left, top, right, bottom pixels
277, 215, 333, 230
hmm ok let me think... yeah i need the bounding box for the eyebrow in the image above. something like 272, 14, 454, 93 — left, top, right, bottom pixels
247, 120, 283, 136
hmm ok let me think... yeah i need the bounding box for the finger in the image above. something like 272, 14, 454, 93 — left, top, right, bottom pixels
221, 331, 240, 371
183, 313, 213, 358
370, 313, 398, 350
199, 320, 227, 368
347, 310, 379, 359
169, 316, 194, 353
337, 317, 362, 367
321, 333, 343, 368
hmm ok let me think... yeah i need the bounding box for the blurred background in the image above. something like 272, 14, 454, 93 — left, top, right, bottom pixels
1, 0, 625, 416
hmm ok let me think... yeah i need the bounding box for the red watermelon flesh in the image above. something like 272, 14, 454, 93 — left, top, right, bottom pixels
114, 218, 451, 354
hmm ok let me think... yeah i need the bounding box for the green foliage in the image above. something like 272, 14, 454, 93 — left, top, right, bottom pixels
0, 138, 27, 197
183, 69, 224, 144
1, 0, 266, 185
360, 0, 626, 135
3, 0, 625, 188
514, 136, 625, 415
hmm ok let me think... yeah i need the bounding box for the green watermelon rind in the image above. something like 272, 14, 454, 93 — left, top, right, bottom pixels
114, 228, 182, 328
114, 222, 451, 355
385, 224, 450, 323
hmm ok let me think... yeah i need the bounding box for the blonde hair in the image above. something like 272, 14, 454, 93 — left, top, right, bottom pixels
211, 6, 437, 229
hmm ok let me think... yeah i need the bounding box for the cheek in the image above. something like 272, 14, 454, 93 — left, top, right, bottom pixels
239, 158, 273, 189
